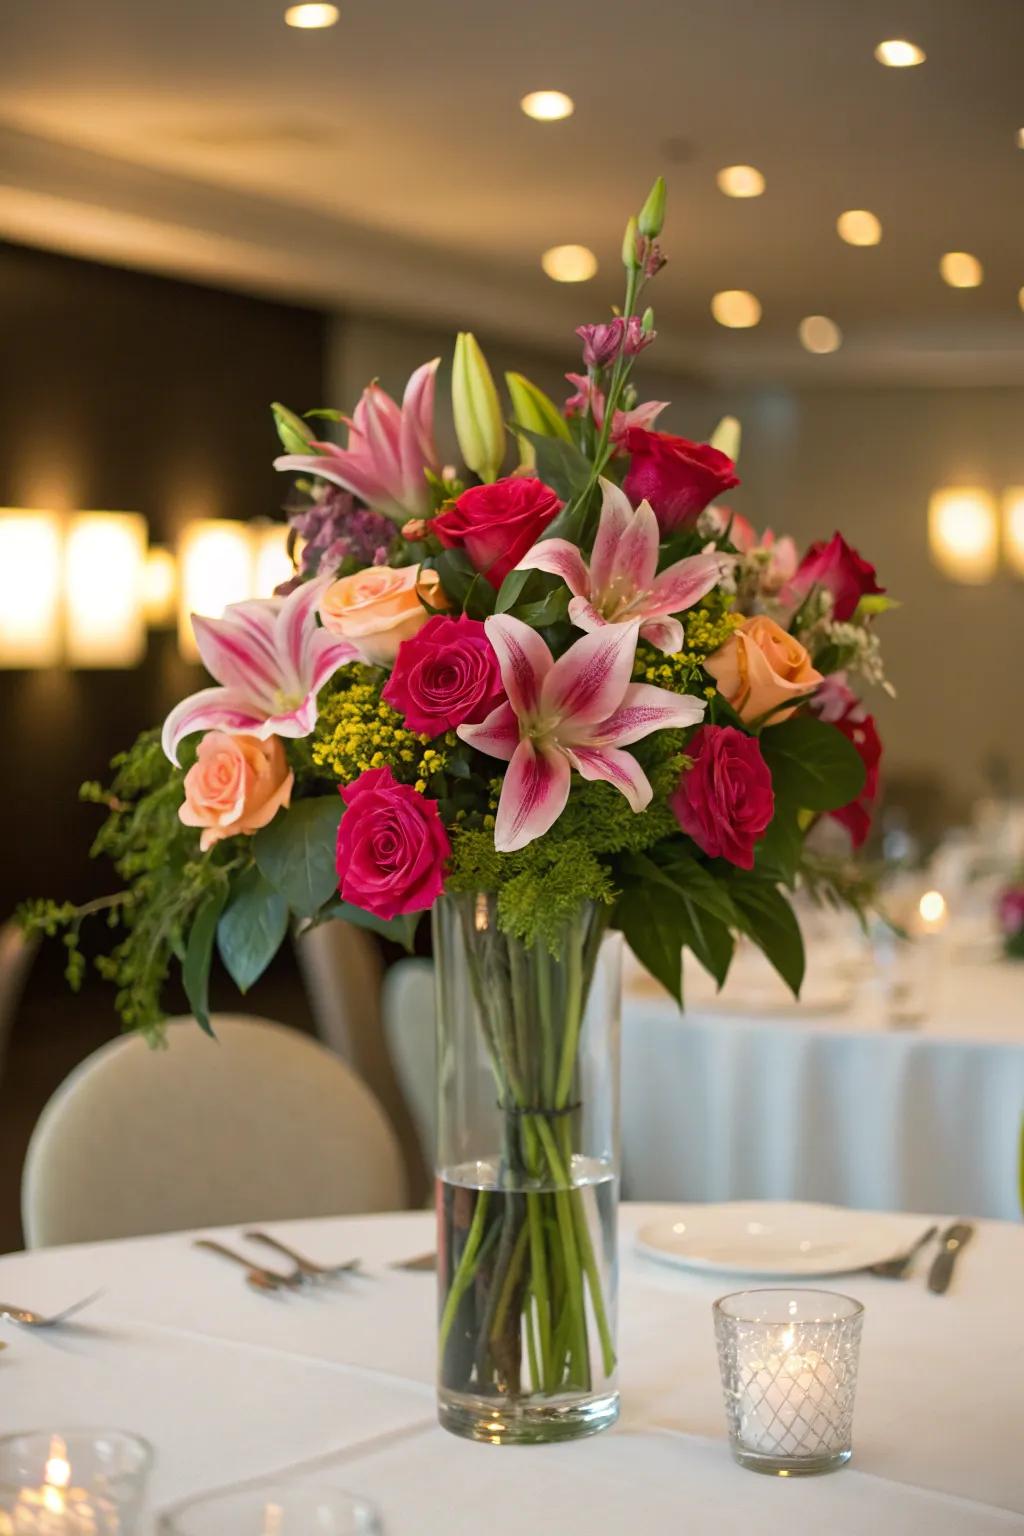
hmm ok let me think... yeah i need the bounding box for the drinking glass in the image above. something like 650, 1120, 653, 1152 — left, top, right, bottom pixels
158, 1481, 382, 1535
0, 1429, 153, 1534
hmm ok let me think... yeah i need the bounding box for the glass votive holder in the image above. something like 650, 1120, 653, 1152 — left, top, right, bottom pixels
713, 1289, 864, 1476
0, 1429, 153, 1535
158, 1481, 382, 1536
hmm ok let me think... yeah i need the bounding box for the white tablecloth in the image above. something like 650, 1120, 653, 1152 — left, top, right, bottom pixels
1, 1206, 1021, 1532
622, 959, 1024, 1219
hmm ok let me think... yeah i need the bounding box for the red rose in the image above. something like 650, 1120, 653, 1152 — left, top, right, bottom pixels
812, 676, 881, 848
431, 476, 562, 588
621, 429, 740, 534
381, 614, 504, 735
670, 725, 774, 869
336, 766, 450, 919
789, 532, 883, 622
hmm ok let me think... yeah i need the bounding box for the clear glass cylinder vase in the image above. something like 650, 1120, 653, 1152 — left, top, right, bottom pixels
434, 892, 621, 1444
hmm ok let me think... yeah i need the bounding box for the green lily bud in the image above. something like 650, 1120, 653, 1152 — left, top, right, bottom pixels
710, 414, 742, 463
641, 306, 656, 334
452, 332, 505, 483
637, 176, 667, 239
505, 371, 572, 462
621, 216, 640, 271
271, 402, 315, 456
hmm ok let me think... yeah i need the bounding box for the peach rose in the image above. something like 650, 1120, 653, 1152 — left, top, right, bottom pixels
180, 732, 293, 851
705, 616, 822, 726
318, 564, 446, 666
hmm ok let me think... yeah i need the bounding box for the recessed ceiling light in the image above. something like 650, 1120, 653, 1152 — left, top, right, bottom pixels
1017, 128, 1024, 149
836, 209, 882, 246
1019, 286, 1024, 311
799, 315, 842, 354
520, 90, 575, 122
875, 39, 926, 67
716, 165, 765, 198
541, 244, 597, 282
284, 3, 339, 26
940, 251, 983, 288
711, 290, 762, 329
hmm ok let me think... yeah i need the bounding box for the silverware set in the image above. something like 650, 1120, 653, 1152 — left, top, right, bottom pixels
868, 1220, 975, 1291
193, 1233, 363, 1293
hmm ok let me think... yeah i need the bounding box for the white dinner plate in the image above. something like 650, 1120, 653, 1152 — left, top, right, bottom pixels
635, 1201, 925, 1277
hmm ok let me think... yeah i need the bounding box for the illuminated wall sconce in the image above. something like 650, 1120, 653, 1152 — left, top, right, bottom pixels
64, 512, 148, 667
928, 487, 999, 584
143, 545, 178, 626
252, 521, 295, 598
1001, 488, 1024, 577
177, 519, 256, 659
0, 510, 63, 667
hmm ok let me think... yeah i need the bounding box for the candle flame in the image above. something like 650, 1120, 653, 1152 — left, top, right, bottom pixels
918, 889, 947, 928
779, 1325, 795, 1351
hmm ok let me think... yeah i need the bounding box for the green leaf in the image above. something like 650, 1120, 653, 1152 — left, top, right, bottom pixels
728, 877, 805, 997
427, 548, 495, 618
303, 407, 346, 422
519, 429, 592, 502
760, 714, 866, 812
495, 567, 532, 614
613, 885, 685, 1005
216, 865, 289, 993
641, 847, 739, 927
679, 905, 734, 989
254, 796, 342, 918
515, 587, 571, 628
183, 885, 228, 1036
619, 849, 740, 997
754, 804, 803, 886
315, 901, 422, 952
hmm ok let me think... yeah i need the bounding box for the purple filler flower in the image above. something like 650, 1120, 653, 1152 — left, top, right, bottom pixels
290, 488, 394, 578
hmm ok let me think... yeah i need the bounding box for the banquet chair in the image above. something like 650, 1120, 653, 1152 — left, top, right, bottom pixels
381, 959, 437, 1170
22, 1015, 407, 1248
294, 921, 428, 1199
0, 919, 39, 1083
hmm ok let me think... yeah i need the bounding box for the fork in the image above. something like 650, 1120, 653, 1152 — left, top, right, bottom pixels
243, 1231, 361, 1279
867, 1224, 939, 1278
0, 1290, 104, 1328
193, 1239, 303, 1292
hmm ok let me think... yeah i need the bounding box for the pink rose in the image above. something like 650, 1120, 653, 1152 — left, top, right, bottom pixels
998, 887, 1024, 940
336, 766, 450, 919
670, 725, 774, 869
787, 532, 883, 622
431, 476, 562, 588
180, 732, 293, 851
381, 614, 504, 735
622, 428, 740, 534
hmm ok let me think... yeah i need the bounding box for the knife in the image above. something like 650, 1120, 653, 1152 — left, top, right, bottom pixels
927, 1222, 974, 1294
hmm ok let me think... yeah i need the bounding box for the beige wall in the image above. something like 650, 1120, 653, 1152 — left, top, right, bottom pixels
328, 315, 1024, 804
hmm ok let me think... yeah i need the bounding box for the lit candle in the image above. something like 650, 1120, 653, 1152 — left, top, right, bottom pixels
7, 1436, 115, 1534
916, 889, 948, 935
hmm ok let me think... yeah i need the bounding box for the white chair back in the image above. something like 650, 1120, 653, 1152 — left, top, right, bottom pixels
295, 922, 427, 1198
22, 1015, 406, 1248
381, 959, 436, 1172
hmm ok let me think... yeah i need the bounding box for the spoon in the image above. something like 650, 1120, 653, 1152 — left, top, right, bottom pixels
193, 1239, 302, 1291
0, 1290, 104, 1328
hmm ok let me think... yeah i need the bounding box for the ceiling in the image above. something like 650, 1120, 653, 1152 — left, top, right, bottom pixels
2, 0, 1023, 384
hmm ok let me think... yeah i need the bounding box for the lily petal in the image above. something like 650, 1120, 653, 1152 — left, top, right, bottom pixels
484, 614, 551, 719
566, 595, 609, 633
514, 538, 591, 597
161, 687, 273, 766
494, 738, 571, 852
609, 500, 660, 595
400, 358, 441, 511
638, 616, 685, 654
191, 612, 280, 708
586, 682, 706, 747
457, 700, 520, 762
273, 450, 396, 515
648, 551, 727, 614
564, 745, 653, 813
541, 622, 639, 731
590, 478, 634, 593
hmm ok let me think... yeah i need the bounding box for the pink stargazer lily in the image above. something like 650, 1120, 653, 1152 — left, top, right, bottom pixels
458, 614, 706, 852
162, 579, 358, 766
515, 478, 726, 654
274, 359, 441, 524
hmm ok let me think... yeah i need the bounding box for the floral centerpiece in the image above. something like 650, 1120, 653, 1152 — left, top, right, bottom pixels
24, 179, 894, 1444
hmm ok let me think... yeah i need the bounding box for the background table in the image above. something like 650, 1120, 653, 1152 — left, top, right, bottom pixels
622, 957, 1024, 1219
1, 1206, 1021, 1532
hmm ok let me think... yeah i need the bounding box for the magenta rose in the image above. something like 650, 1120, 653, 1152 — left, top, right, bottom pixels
431, 476, 562, 588
336, 766, 450, 919
670, 725, 774, 869
788, 532, 883, 622
621, 428, 740, 534
382, 614, 505, 735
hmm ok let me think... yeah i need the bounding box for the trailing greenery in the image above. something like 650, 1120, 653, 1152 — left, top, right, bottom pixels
18, 731, 245, 1041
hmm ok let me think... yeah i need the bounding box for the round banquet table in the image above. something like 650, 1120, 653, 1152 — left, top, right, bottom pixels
621, 958, 1024, 1220
1, 1205, 1021, 1532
